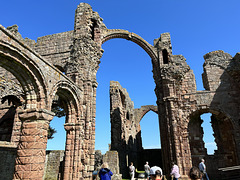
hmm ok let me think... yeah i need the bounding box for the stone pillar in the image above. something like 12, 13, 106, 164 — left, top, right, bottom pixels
14, 109, 54, 180
63, 123, 76, 180
64, 3, 105, 179
158, 96, 175, 175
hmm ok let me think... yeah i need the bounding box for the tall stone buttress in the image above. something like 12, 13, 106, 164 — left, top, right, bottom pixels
64, 3, 106, 179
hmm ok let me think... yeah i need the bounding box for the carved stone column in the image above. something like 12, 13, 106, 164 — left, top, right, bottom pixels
13, 108, 54, 180
63, 123, 76, 180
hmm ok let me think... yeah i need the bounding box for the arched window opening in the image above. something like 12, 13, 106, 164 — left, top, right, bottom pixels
201, 113, 217, 155
46, 116, 66, 150
95, 38, 156, 171
189, 111, 238, 172
139, 111, 162, 169
47, 97, 66, 150
0, 95, 21, 142
162, 49, 169, 64
140, 111, 161, 149
91, 19, 98, 41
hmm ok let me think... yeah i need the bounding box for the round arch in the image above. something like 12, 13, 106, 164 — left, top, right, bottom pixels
101, 29, 158, 68
49, 80, 82, 124
0, 42, 47, 108
48, 80, 83, 179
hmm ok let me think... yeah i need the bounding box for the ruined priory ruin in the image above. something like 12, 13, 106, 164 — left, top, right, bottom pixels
0, 3, 240, 180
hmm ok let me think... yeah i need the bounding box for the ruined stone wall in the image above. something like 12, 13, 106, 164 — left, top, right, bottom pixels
6, 25, 74, 73
110, 81, 142, 178
102, 151, 122, 180
31, 31, 74, 72
0, 3, 240, 180
43, 150, 65, 180
155, 43, 240, 179
0, 142, 17, 180
103, 151, 120, 175
153, 34, 197, 177
200, 51, 240, 178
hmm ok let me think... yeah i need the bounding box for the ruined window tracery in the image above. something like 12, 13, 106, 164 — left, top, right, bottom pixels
188, 111, 238, 170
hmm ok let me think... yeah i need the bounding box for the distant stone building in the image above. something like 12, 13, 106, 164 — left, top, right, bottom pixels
0, 2, 239, 180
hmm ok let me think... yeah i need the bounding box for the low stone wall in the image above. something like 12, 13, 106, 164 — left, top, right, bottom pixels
43, 150, 65, 180
102, 151, 122, 180
0, 142, 17, 180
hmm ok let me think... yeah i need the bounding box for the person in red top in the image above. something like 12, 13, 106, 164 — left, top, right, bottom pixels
149, 166, 163, 180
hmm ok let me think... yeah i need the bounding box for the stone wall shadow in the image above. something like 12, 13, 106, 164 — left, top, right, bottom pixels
202, 51, 240, 179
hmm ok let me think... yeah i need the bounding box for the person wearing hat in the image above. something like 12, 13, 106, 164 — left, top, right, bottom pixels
149, 166, 163, 180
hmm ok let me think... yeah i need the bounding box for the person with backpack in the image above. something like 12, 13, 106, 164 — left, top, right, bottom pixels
98, 162, 113, 180
129, 162, 135, 180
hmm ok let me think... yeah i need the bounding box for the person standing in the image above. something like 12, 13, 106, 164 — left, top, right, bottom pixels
170, 162, 180, 180
144, 161, 151, 179
98, 162, 113, 180
129, 162, 135, 180
149, 166, 163, 180
199, 159, 209, 180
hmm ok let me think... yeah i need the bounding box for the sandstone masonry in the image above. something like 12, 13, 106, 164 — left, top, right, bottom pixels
0, 3, 239, 180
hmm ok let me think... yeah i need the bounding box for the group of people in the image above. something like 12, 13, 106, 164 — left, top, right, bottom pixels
141, 159, 210, 180
97, 158, 209, 180
129, 161, 180, 180
129, 161, 164, 180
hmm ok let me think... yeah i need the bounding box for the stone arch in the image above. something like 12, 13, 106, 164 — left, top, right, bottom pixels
188, 108, 238, 178
49, 81, 82, 123
101, 29, 158, 67
135, 105, 158, 124
0, 39, 47, 109
48, 80, 83, 179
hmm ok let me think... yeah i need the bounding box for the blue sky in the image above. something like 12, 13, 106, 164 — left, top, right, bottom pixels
1, 0, 239, 154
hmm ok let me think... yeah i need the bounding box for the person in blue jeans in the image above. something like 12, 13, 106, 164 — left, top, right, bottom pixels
199, 159, 209, 180
99, 162, 113, 180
